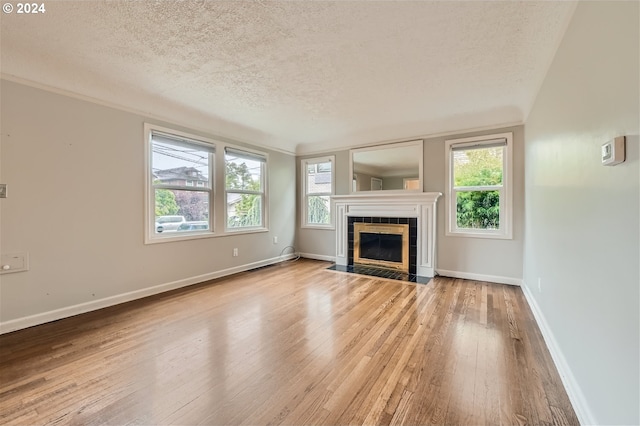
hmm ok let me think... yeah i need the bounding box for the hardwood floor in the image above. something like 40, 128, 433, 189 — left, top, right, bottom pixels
0, 259, 578, 425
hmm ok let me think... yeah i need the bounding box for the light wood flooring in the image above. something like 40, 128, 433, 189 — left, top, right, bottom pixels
0, 259, 578, 425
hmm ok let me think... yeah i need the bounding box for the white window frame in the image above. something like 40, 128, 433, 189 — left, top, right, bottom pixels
224, 147, 268, 232
144, 123, 216, 244
301, 155, 335, 229
445, 132, 513, 239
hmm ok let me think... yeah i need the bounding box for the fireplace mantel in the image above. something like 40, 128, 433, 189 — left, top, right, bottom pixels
332, 192, 442, 277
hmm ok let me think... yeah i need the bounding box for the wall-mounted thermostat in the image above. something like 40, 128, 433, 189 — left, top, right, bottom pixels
602, 136, 625, 166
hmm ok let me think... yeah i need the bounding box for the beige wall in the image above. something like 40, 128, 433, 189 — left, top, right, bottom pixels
354, 172, 376, 191
0, 80, 296, 329
381, 176, 406, 190
524, 1, 639, 424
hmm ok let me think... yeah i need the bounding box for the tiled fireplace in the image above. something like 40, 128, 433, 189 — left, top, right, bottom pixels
333, 192, 441, 278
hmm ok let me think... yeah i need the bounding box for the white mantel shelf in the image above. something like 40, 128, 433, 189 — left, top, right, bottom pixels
332, 192, 442, 278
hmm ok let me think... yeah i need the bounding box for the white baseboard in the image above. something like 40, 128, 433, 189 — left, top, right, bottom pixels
521, 283, 596, 426
298, 252, 336, 262
0, 254, 295, 335
435, 269, 522, 286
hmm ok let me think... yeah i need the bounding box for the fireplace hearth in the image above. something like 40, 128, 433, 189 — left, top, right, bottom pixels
327, 263, 431, 284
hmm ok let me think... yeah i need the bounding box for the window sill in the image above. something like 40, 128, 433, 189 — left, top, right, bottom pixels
445, 230, 512, 240
224, 227, 269, 235
145, 227, 269, 244
301, 224, 335, 230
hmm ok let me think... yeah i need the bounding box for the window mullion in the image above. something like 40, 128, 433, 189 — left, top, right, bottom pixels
154, 184, 212, 192
227, 189, 263, 196
453, 185, 503, 192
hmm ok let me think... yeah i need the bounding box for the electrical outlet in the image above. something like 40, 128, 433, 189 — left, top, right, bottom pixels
273, 236, 278, 244
1, 252, 29, 274
233, 248, 238, 257
538, 277, 542, 292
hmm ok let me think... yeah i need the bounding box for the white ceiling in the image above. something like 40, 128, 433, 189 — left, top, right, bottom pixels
0, 1, 576, 154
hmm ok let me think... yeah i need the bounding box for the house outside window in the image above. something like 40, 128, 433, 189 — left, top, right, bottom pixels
445, 132, 513, 239
225, 147, 267, 230
301, 156, 335, 228
146, 125, 214, 242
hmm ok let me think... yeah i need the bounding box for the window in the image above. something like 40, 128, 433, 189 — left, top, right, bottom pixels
445, 132, 513, 239
371, 177, 383, 191
146, 125, 215, 242
225, 147, 267, 229
145, 124, 270, 243
302, 156, 335, 228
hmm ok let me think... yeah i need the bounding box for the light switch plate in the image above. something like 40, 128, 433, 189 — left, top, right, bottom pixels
0, 184, 6, 198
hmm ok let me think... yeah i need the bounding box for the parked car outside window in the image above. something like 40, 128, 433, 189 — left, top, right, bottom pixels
156, 215, 186, 233
177, 221, 209, 232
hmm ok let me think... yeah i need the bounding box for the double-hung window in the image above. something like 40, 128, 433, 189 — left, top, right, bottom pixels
225, 147, 267, 230
146, 125, 215, 242
445, 132, 512, 239
302, 156, 335, 228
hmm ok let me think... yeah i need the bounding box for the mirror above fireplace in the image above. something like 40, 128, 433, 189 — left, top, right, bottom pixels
350, 140, 423, 193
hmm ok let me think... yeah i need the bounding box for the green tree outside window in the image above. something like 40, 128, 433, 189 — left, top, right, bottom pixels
454, 147, 503, 229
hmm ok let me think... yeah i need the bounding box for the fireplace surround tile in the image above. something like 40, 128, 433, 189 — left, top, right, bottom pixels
347, 216, 417, 275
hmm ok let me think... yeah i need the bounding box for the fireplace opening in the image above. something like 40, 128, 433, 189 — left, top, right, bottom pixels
359, 233, 403, 263
354, 223, 409, 272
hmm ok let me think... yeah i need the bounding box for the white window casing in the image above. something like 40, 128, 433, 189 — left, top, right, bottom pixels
301, 155, 335, 229
144, 123, 269, 243
444, 132, 513, 239
224, 147, 268, 232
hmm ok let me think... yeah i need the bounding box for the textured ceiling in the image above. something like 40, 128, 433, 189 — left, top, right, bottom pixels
1, 1, 576, 154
